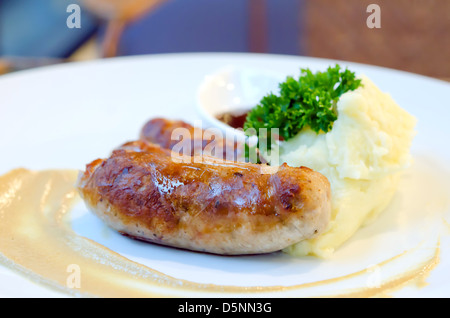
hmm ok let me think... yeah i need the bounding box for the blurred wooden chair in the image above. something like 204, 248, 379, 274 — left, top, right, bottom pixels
81, 0, 168, 57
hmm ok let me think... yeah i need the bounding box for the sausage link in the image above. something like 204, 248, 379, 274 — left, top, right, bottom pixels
140, 118, 246, 162
77, 140, 331, 255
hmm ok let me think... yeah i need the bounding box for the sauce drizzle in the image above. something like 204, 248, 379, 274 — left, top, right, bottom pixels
0, 168, 441, 297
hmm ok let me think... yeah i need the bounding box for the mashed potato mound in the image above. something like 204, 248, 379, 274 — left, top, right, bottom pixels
278, 76, 417, 258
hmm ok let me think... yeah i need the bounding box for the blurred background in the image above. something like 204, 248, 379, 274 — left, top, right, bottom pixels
1, 0, 449, 80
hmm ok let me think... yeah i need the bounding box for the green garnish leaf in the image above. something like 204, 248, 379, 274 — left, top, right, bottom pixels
243, 64, 362, 154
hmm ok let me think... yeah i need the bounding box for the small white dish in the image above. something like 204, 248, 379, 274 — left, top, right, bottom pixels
195, 65, 285, 141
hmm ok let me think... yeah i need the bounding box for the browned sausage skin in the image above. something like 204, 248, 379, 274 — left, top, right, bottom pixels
77, 140, 331, 255
140, 118, 195, 152
140, 118, 246, 162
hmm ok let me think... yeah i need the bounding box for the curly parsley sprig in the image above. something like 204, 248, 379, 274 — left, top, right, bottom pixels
243, 65, 362, 152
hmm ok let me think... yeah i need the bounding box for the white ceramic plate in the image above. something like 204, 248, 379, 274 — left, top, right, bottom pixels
1, 53, 449, 298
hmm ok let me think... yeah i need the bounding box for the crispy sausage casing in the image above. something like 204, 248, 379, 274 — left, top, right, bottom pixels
77, 141, 331, 255
140, 118, 245, 162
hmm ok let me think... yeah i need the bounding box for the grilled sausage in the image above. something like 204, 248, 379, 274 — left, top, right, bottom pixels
140, 118, 246, 162
77, 140, 331, 255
